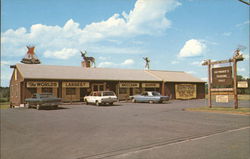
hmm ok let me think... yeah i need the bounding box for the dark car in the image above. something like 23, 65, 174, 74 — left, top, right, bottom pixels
25, 93, 61, 110
130, 91, 169, 103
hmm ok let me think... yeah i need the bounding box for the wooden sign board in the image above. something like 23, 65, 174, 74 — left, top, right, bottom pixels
27, 81, 58, 88
62, 82, 90, 88
119, 83, 139, 88
142, 83, 160, 88
216, 95, 229, 103
175, 84, 196, 99
212, 66, 233, 86
237, 81, 248, 88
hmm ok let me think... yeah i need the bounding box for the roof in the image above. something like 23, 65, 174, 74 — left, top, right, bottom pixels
16, 64, 161, 81
15, 64, 205, 83
149, 70, 205, 83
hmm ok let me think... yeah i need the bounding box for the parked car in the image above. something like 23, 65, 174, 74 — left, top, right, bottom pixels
84, 91, 118, 106
25, 93, 62, 110
130, 91, 169, 103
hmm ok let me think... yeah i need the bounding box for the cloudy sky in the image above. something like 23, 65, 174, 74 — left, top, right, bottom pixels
1, 0, 249, 86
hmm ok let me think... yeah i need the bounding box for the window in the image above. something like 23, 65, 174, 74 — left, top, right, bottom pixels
119, 88, 128, 94
28, 88, 37, 95
66, 88, 76, 95
103, 91, 115, 96
42, 88, 53, 94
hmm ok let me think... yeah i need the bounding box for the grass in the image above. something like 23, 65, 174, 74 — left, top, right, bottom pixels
185, 106, 250, 115
205, 94, 250, 101
0, 102, 10, 109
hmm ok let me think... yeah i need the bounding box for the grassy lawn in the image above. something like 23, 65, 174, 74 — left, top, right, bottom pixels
0, 102, 10, 109
185, 106, 250, 115
205, 94, 250, 101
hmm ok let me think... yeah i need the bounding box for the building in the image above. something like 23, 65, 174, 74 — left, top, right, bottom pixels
9, 63, 205, 106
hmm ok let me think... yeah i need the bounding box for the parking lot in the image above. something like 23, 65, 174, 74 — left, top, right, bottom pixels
1, 100, 250, 159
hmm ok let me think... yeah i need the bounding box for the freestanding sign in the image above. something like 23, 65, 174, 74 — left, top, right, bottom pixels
202, 52, 244, 109
212, 66, 233, 86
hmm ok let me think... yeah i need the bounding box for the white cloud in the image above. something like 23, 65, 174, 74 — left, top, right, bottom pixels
121, 59, 135, 65
171, 61, 179, 64
178, 39, 206, 57
223, 32, 231, 36
44, 48, 78, 59
236, 20, 250, 27
1, 0, 180, 60
98, 62, 116, 67
191, 61, 202, 66
238, 67, 246, 72
98, 59, 135, 68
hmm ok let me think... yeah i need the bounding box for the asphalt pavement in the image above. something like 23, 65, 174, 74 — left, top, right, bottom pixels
1, 99, 249, 159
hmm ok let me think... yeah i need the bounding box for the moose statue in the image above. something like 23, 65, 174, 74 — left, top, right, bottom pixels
80, 51, 96, 67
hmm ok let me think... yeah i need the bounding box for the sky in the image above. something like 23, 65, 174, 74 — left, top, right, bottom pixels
1, 0, 249, 87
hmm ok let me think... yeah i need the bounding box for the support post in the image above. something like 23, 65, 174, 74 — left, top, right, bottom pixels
208, 60, 212, 108
233, 59, 238, 109
161, 81, 166, 96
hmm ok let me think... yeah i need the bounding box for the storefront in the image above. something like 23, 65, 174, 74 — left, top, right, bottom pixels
9, 64, 205, 106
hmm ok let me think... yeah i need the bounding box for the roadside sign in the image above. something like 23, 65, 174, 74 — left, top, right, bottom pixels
212, 66, 233, 86
216, 95, 229, 103
237, 81, 248, 88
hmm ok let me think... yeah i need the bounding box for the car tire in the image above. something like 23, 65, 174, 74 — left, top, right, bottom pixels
26, 103, 31, 108
109, 102, 113, 105
149, 100, 154, 104
132, 98, 136, 103
96, 101, 100, 106
36, 104, 40, 110
85, 99, 89, 105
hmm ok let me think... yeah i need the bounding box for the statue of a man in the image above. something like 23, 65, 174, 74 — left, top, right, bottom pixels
143, 57, 150, 70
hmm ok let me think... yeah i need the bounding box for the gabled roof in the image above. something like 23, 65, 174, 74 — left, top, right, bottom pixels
149, 70, 205, 83
16, 64, 161, 81
15, 64, 205, 83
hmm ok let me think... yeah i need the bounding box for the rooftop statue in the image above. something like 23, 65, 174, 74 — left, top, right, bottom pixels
21, 46, 41, 64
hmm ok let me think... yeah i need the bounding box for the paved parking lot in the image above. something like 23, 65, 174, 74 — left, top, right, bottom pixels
1, 100, 250, 159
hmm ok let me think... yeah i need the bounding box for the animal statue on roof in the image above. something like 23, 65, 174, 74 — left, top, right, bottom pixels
80, 51, 96, 67
143, 57, 150, 70
21, 46, 41, 64
233, 45, 245, 60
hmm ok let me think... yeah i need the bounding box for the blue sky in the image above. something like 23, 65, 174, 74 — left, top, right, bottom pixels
1, 0, 249, 86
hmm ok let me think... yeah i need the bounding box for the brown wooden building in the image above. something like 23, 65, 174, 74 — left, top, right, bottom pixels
10, 64, 205, 106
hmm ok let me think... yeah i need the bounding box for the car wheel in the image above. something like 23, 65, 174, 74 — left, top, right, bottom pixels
85, 99, 89, 105
149, 100, 154, 104
96, 101, 100, 106
54, 105, 58, 109
36, 104, 40, 110
27, 103, 31, 108
109, 102, 113, 105
132, 98, 136, 103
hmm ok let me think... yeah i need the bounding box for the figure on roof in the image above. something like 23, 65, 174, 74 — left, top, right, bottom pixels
21, 46, 41, 64
81, 51, 96, 67
143, 57, 150, 70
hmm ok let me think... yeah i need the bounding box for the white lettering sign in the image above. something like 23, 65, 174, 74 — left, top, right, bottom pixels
119, 83, 139, 88
27, 81, 58, 88
62, 82, 89, 88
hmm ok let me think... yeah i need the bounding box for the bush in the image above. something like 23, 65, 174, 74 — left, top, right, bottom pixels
0, 98, 9, 102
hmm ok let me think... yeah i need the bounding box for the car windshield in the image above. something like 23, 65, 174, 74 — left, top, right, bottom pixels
103, 91, 115, 96
152, 92, 161, 96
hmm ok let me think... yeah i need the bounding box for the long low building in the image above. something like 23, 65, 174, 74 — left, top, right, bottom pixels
10, 63, 205, 106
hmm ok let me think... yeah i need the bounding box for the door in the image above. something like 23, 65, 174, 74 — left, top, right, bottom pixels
92, 84, 105, 91
80, 88, 88, 102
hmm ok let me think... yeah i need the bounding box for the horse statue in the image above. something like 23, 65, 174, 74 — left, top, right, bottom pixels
143, 57, 150, 70
81, 51, 96, 67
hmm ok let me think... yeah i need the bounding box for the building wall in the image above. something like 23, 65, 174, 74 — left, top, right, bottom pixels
165, 82, 205, 99
9, 68, 24, 106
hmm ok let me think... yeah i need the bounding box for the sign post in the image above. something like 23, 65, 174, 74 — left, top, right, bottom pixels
202, 53, 244, 109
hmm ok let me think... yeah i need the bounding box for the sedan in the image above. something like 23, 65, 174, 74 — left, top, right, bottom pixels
130, 91, 169, 103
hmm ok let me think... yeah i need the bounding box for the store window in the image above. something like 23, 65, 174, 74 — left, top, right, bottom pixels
66, 88, 76, 95
42, 88, 53, 94
28, 88, 37, 95
93, 84, 105, 91
119, 88, 128, 94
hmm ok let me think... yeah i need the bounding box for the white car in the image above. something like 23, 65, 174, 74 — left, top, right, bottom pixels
84, 91, 118, 106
